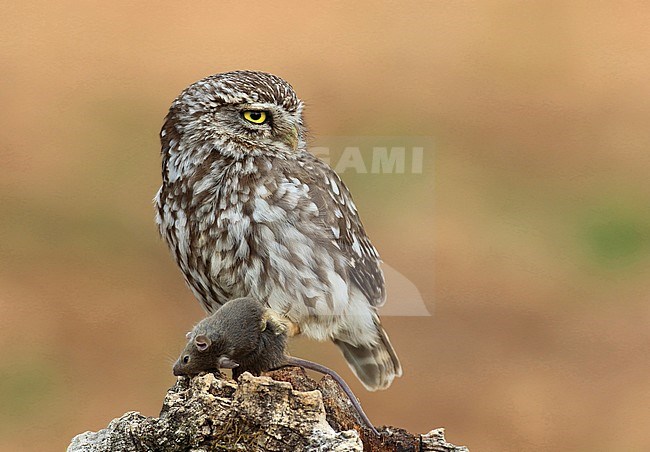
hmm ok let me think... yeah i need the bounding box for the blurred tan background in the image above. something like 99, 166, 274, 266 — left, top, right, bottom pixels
2, 2, 650, 451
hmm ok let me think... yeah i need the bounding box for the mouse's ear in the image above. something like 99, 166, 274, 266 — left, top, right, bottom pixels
185, 331, 192, 340
194, 335, 211, 351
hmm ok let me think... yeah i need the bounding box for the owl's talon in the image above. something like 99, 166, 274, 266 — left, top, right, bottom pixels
262, 311, 295, 336
286, 321, 301, 337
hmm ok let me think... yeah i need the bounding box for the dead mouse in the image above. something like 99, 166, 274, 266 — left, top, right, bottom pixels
173, 297, 379, 435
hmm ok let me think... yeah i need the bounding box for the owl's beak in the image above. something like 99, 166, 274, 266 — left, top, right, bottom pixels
282, 125, 300, 151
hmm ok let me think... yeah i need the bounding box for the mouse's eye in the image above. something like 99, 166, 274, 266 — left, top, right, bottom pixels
182, 355, 190, 364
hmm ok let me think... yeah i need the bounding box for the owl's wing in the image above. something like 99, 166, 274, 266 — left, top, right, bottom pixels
295, 153, 386, 307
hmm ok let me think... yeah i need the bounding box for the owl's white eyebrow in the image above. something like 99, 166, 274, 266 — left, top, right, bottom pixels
238, 102, 277, 110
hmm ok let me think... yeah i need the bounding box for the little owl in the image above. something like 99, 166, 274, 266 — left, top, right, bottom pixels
155, 70, 402, 390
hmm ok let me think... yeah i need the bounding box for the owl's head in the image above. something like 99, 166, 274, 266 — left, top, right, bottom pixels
161, 71, 306, 174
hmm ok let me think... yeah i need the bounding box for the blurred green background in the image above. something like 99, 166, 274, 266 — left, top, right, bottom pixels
1, 2, 649, 451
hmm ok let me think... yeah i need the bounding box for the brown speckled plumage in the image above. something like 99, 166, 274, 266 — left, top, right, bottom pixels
155, 70, 401, 390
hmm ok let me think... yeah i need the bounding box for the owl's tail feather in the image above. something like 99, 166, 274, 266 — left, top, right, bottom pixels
334, 324, 402, 391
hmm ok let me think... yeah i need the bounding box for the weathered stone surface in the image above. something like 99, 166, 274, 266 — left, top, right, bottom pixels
421, 428, 470, 452
68, 369, 467, 451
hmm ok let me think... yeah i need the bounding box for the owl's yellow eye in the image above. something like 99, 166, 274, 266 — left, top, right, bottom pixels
242, 111, 267, 124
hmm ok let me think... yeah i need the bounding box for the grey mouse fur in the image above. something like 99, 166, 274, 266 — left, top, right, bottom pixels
173, 297, 287, 379
173, 297, 379, 435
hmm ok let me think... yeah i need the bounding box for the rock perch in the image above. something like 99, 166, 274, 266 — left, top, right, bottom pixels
68, 368, 468, 451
